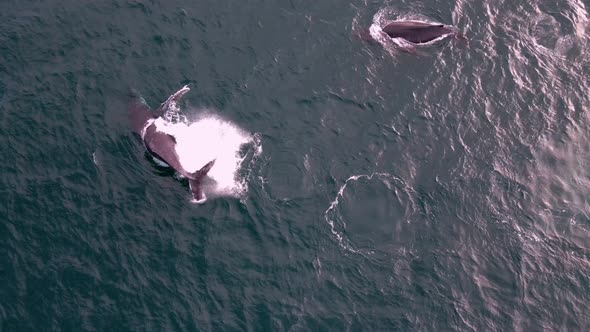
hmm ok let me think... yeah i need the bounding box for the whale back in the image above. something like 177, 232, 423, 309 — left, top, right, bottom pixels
142, 122, 188, 177
382, 21, 454, 43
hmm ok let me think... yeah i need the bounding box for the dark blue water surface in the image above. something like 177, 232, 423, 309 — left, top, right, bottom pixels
2, 0, 590, 330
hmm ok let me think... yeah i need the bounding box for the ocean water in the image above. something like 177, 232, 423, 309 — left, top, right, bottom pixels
1, 0, 590, 330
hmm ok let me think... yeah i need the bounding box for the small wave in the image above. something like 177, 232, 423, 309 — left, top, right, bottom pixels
568, 0, 589, 37
92, 151, 100, 167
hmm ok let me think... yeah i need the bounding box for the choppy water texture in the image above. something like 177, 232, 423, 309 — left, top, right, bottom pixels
1, 0, 590, 330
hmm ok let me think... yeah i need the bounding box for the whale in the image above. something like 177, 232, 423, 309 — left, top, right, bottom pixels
129, 86, 215, 203
381, 20, 462, 44
358, 19, 465, 50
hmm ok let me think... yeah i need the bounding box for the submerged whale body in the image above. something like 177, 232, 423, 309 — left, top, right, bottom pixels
382, 20, 459, 44
128, 86, 215, 203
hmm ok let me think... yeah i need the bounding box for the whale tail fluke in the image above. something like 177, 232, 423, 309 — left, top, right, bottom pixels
188, 159, 216, 203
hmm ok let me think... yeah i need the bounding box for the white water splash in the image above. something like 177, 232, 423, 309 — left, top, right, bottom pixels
155, 108, 261, 200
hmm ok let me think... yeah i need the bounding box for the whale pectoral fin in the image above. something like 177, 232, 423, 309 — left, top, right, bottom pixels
155, 85, 191, 117
188, 159, 216, 203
